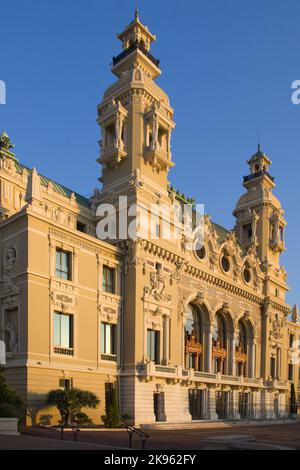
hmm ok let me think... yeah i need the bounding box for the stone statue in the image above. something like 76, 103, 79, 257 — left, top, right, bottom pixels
5, 322, 18, 353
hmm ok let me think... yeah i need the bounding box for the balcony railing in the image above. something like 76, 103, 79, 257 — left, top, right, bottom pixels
137, 362, 288, 390
53, 347, 74, 356
112, 40, 160, 68
244, 170, 275, 183
101, 353, 117, 362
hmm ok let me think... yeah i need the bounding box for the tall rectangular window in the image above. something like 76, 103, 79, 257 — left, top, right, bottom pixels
102, 266, 115, 294
289, 334, 294, 349
54, 312, 73, 349
288, 363, 294, 381
270, 357, 276, 379
56, 249, 71, 280
101, 323, 116, 355
147, 329, 160, 364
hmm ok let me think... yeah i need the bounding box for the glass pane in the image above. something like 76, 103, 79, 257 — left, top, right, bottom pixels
60, 315, 70, 348
111, 325, 115, 354
106, 324, 111, 354
101, 323, 105, 353
155, 331, 160, 363
147, 330, 152, 360
54, 313, 61, 346
56, 251, 61, 270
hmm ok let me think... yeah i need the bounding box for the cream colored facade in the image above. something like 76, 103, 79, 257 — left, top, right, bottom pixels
0, 11, 300, 426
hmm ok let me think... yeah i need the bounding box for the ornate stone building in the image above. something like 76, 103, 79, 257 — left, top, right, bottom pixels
0, 11, 299, 425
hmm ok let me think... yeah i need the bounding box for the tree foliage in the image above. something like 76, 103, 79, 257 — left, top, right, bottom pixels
0, 367, 22, 416
46, 388, 100, 424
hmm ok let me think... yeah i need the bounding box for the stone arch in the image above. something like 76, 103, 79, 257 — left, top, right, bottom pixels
212, 305, 235, 375
183, 293, 212, 326
183, 295, 212, 373
236, 313, 256, 378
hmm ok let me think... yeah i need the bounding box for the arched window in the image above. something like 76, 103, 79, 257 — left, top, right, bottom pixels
185, 304, 203, 371
238, 320, 247, 353
213, 312, 227, 374
186, 304, 202, 341
215, 313, 227, 349
236, 320, 248, 376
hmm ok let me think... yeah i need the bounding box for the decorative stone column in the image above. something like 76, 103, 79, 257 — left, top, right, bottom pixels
162, 314, 170, 365
231, 329, 239, 376
231, 390, 241, 420
208, 388, 218, 421
207, 326, 214, 373
278, 392, 287, 418
266, 391, 276, 419
249, 340, 256, 378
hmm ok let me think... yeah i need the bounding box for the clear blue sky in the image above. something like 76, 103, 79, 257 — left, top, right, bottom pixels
1, 0, 299, 307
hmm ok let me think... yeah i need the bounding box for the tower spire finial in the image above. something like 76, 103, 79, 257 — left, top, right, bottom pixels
135, 0, 139, 21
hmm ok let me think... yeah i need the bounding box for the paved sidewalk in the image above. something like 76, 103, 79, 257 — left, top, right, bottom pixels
0, 434, 130, 450
20, 421, 300, 450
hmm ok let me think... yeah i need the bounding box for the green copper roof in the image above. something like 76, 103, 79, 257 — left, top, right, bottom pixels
14, 161, 90, 208
212, 221, 245, 253
170, 186, 245, 253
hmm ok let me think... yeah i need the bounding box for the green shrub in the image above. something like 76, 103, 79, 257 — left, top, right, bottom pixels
0, 368, 22, 418
0, 404, 19, 418
102, 388, 132, 428
102, 388, 120, 428
72, 411, 93, 427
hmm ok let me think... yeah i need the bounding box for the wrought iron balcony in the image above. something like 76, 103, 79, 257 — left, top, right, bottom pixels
53, 347, 74, 356
112, 40, 160, 68
244, 170, 275, 183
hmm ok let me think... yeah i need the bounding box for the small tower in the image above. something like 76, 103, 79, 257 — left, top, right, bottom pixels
233, 145, 288, 300
96, 10, 175, 194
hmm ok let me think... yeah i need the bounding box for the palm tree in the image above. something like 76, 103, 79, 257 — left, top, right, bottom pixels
46, 388, 100, 425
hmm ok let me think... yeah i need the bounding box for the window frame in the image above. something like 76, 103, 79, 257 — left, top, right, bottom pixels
55, 249, 72, 281
147, 329, 160, 364
101, 322, 116, 355
102, 265, 116, 294
53, 312, 74, 349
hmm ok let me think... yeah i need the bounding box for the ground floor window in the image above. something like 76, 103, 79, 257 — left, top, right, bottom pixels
216, 391, 229, 420
154, 392, 166, 422
105, 383, 115, 413
189, 389, 205, 420
238, 392, 250, 419
59, 378, 72, 390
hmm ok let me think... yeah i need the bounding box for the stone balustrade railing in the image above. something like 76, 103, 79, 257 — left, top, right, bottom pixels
137, 362, 288, 390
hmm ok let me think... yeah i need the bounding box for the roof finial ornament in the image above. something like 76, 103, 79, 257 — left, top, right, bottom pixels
135, 0, 139, 21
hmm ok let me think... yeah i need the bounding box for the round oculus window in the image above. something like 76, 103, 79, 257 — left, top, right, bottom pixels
196, 246, 206, 260
221, 256, 230, 273
243, 268, 251, 283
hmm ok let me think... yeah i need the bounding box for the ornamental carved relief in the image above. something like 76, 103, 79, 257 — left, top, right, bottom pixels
144, 270, 171, 303
269, 315, 284, 341
50, 291, 77, 312
172, 259, 188, 282
0, 280, 20, 299
98, 305, 118, 324
3, 240, 18, 277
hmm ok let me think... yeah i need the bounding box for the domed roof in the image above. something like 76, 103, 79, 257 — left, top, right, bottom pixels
103, 69, 170, 105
